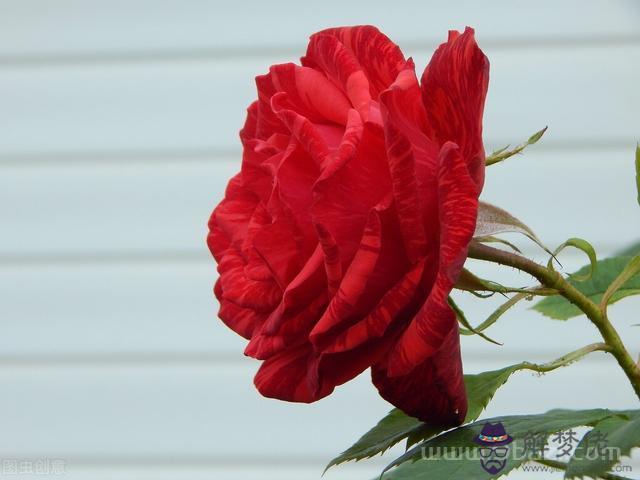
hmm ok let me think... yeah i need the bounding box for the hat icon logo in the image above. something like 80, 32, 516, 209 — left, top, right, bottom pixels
474, 422, 513, 474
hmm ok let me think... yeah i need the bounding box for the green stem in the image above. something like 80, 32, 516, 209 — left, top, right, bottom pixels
519, 343, 612, 374
468, 242, 640, 401
534, 458, 631, 480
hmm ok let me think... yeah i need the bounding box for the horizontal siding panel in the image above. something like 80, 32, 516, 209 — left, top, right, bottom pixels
11, 461, 640, 480
0, 4, 638, 480
1, 150, 637, 257
0, 358, 637, 461
2, 253, 640, 360
0, 0, 638, 58
45, 464, 389, 480
0, 46, 638, 155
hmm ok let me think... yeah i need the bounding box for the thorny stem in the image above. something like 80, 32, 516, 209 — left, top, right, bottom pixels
467, 242, 640, 401
518, 343, 612, 374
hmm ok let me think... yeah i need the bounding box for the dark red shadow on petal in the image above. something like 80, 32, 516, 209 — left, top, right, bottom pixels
372, 321, 467, 426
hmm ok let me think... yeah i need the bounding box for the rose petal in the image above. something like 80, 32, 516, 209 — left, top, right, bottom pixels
310, 199, 410, 350
266, 142, 319, 251
210, 174, 259, 255
271, 92, 331, 167
216, 245, 281, 313
421, 27, 489, 188
312, 117, 391, 267
240, 101, 259, 143
313, 256, 429, 354
254, 344, 332, 402
269, 63, 352, 125
302, 33, 372, 117
380, 61, 440, 261
372, 323, 467, 426
388, 142, 479, 376
255, 73, 289, 140
310, 26, 407, 97
215, 279, 267, 340
314, 223, 342, 297
245, 245, 327, 359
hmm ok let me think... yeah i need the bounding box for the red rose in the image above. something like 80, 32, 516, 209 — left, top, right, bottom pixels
208, 25, 489, 426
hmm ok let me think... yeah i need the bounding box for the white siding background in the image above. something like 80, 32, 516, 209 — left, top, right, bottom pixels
1, 1, 640, 479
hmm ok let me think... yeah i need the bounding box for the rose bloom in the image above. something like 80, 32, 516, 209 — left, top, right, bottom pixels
208, 25, 488, 426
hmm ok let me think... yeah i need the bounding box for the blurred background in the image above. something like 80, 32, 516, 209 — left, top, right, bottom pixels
0, 1, 639, 479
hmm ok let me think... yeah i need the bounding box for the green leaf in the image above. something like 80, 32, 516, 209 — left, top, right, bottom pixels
382, 409, 628, 479
485, 126, 548, 166
636, 144, 640, 205
549, 238, 597, 282
617, 241, 640, 257
327, 365, 526, 470
454, 268, 540, 298
465, 292, 530, 336
463, 366, 522, 422
565, 413, 640, 479
601, 256, 640, 309
473, 235, 522, 253
474, 201, 551, 254
533, 256, 640, 320
449, 297, 502, 346
405, 365, 525, 449
324, 409, 423, 471
454, 268, 501, 295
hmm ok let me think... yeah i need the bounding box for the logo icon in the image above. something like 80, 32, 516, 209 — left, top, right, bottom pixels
474, 422, 513, 474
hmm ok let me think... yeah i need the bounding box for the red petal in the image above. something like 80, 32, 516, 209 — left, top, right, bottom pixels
308, 26, 406, 97
252, 218, 303, 290
216, 245, 281, 313
254, 328, 397, 404
372, 323, 467, 426
312, 118, 391, 268
254, 344, 332, 403
268, 63, 351, 125
245, 245, 327, 359
210, 174, 262, 258
421, 27, 489, 188
239, 140, 276, 201
264, 143, 320, 260
216, 279, 267, 340
254, 73, 289, 140
310, 199, 410, 350
302, 33, 372, 118
271, 92, 331, 167
388, 142, 479, 376
318, 258, 429, 355
380, 61, 440, 261
312, 333, 398, 394
240, 101, 258, 143
314, 223, 342, 297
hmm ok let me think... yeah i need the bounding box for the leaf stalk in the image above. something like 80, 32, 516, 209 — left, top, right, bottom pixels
468, 242, 640, 400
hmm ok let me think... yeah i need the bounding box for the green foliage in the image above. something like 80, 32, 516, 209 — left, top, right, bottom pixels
533, 256, 640, 319
324, 409, 424, 471
326, 365, 524, 470
600, 256, 640, 309
474, 201, 550, 254
450, 296, 502, 345
617, 241, 640, 257
485, 126, 548, 166
566, 414, 640, 479
463, 365, 522, 423
636, 144, 640, 205
466, 292, 529, 336
549, 238, 597, 282
381, 409, 639, 480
